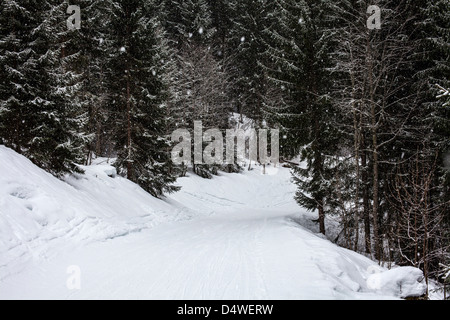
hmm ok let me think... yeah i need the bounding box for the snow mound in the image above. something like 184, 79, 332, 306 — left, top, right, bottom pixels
0, 146, 190, 279
367, 266, 427, 298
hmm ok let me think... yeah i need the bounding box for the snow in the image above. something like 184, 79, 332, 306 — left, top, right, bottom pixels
0, 146, 185, 281
0, 146, 429, 300
367, 267, 427, 298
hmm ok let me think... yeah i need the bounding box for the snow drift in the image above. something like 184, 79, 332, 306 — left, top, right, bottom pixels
0, 145, 191, 279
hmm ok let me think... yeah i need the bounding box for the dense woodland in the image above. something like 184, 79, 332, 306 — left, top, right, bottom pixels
0, 0, 449, 296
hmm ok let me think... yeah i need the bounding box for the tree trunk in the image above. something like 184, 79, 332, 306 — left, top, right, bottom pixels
352, 94, 360, 251
95, 121, 102, 156
126, 68, 133, 181
367, 36, 381, 261
319, 201, 326, 235
362, 145, 372, 254
372, 136, 381, 261
312, 75, 325, 235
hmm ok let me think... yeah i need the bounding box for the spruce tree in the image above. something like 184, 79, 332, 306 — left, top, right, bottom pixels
208, 0, 237, 59
418, 0, 450, 171
66, 0, 115, 163
263, 0, 341, 234
0, 0, 85, 176
107, 0, 179, 197
392, 0, 450, 279
163, 0, 236, 179
229, 0, 274, 125
0, 0, 36, 150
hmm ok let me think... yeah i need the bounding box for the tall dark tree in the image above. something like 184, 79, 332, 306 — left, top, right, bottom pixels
229, 0, 274, 124
66, 0, 115, 163
208, 0, 236, 59
0, 0, 38, 150
262, 0, 341, 235
107, 0, 179, 197
389, 0, 450, 281
0, 0, 86, 176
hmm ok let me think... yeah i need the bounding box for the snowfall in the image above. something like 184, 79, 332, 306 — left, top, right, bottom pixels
0, 145, 431, 300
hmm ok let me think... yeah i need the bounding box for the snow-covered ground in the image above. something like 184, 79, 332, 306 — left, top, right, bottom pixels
0, 146, 428, 299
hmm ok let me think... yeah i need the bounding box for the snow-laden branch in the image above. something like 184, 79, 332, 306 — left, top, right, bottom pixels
436, 84, 449, 104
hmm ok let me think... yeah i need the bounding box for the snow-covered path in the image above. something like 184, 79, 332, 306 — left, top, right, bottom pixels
1, 207, 390, 300
0, 147, 425, 299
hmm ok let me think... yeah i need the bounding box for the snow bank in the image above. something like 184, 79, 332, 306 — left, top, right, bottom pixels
367, 266, 427, 298
0, 146, 191, 279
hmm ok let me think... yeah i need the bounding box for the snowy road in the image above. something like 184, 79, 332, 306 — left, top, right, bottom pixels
0, 148, 422, 299
1, 205, 394, 300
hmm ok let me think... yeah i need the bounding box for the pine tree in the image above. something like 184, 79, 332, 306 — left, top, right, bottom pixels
263, 0, 341, 235
417, 0, 450, 176
208, 0, 237, 59
0, 0, 85, 176
229, 0, 274, 124
395, 0, 450, 282
0, 0, 36, 150
162, 0, 236, 179
66, 0, 115, 163
107, 0, 179, 197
